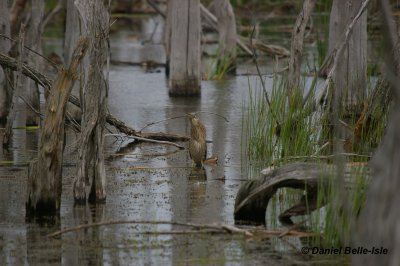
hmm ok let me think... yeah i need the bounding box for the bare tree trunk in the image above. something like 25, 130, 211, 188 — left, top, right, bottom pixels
0, 0, 11, 124
26, 37, 88, 217
212, 0, 237, 71
328, 0, 367, 113
24, 0, 44, 126
164, 0, 172, 77
287, 0, 316, 98
74, 0, 109, 203
63, 0, 82, 122
168, 0, 201, 96
3, 26, 25, 148
352, 1, 400, 265
9, 0, 28, 38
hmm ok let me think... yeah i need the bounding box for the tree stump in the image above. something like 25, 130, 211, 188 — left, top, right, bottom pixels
168, 0, 201, 96
26, 37, 88, 217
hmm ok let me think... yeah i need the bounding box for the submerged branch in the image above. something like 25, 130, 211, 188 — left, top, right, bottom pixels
47, 220, 253, 238
47, 219, 314, 239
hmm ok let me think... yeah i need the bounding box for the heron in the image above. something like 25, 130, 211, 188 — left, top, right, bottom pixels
187, 113, 207, 167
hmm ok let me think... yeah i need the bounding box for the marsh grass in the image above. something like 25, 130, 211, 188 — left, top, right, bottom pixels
243, 75, 319, 168
204, 54, 236, 80
242, 72, 384, 246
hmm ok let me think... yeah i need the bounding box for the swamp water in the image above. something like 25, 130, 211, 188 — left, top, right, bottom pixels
0, 14, 347, 265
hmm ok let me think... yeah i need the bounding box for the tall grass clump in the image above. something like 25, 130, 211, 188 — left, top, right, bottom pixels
204, 47, 236, 80
243, 75, 319, 169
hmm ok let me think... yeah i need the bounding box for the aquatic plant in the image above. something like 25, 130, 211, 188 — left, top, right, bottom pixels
242, 67, 386, 246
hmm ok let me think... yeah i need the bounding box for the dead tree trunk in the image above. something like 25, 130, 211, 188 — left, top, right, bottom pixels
287, 0, 316, 100
328, 0, 367, 113
212, 0, 237, 72
24, 0, 44, 126
0, 0, 11, 124
63, 0, 83, 122
164, 0, 172, 77
353, 1, 400, 265
74, 0, 109, 203
168, 0, 201, 96
26, 37, 88, 217
9, 0, 27, 38
3, 26, 25, 148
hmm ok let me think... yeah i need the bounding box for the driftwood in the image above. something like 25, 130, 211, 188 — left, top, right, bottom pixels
0, 51, 189, 143
234, 162, 370, 226
250, 39, 290, 58
26, 37, 89, 217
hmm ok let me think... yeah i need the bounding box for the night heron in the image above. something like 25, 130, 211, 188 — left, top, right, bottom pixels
188, 113, 207, 167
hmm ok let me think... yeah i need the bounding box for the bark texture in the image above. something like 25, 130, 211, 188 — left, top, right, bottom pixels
287, 0, 316, 96
328, 0, 367, 112
64, 0, 82, 121
74, 0, 109, 203
24, 0, 44, 126
0, 0, 11, 124
168, 0, 201, 96
352, 1, 400, 265
26, 38, 88, 217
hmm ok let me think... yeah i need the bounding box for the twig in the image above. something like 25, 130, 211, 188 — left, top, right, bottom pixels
139, 112, 228, 133
278, 220, 305, 238
42, 0, 64, 30
0, 34, 60, 70
249, 25, 280, 125
195, 111, 229, 122
146, 0, 165, 19
105, 133, 185, 149
47, 220, 251, 238
139, 115, 187, 132
221, 224, 253, 237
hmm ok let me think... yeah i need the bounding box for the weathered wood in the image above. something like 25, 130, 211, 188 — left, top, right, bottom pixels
0, 0, 11, 124
3, 26, 25, 148
200, 4, 252, 56
212, 0, 237, 69
234, 163, 369, 225
250, 39, 290, 57
168, 0, 201, 96
353, 1, 400, 265
164, 0, 172, 77
26, 37, 88, 217
328, 0, 367, 112
24, 0, 44, 126
0, 51, 190, 142
64, 0, 82, 122
74, 0, 109, 203
9, 0, 27, 37
287, 0, 316, 95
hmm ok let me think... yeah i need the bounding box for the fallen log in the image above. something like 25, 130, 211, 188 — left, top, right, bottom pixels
234, 162, 370, 226
250, 39, 290, 58
0, 51, 189, 143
